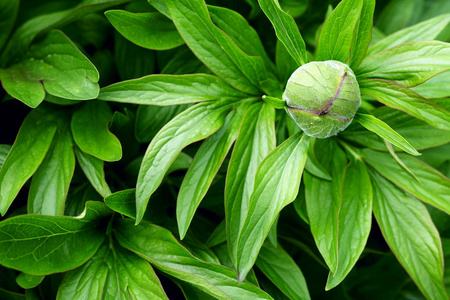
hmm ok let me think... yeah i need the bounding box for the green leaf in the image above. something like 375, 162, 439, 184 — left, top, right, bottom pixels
98, 74, 245, 105
177, 102, 252, 239
304, 138, 332, 181
226, 102, 276, 266
104, 189, 136, 218
71, 101, 122, 162
105, 10, 184, 50
325, 159, 372, 289
0, 201, 111, 275
370, 171, 447, 300
0, 145, 11, 169
136, 100, 234, 224
349, 0, 375, 69
276, 40, 298, 84
0, 289, 24, 300
164, 0, 277, 95
412, 70, 450, 99
29, 114, 75, 215
368, 13, 450, 56
114, 219, 273, 299
262, 95, 286, 109
236, 132, 310, 281
206, 221, 226, 248
360, 79, 450, 130
0, 0, 19, 51
305, 140, 347, 274
256, 241, 310, 300
0, 108, 57, 216
16, 274, 44, 289
257, 0, 307, 66
354, 113, 420, 156
357, 41, 450, 87
57, 243, 168, 299
316, 0, 363, 63
75, 147, 112, 198
0, 30, 99, 107
362, 149, 450, 215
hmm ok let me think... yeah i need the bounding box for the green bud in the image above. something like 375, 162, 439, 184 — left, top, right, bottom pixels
283, 60, 361, 138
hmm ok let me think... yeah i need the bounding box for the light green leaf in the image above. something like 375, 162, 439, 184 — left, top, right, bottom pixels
257, 0, 307, 66
412, 70, 450, 99
256, 241, 310, 300
325, 159, 372, 289
29, 114, 75, 215
354, 113, 420, 156
98, 74, 245, 105
0, 30, 99, 107
206, 220, 226, 248
75, 147, 112, 198
375, 0, 423, 35
0, 201, 111, 275
114, 219, 273, 300
71, 101, 122, 162
57, 243, 168, 299
104, 189, 136, 218
16, 274, 44, 289
362, 149, 450, 215
368, 14, 450, 55
236, 132, 310, 281
0, 108, 57, 216
360, 79, 450, 130
177, 102, 252, 239
105, 10, 184, 50
276, 40, 298, 84
136, 100, 234, 224
0, 0, 19, 51
349, 0, 375, 69
0, 145, 11, 169
371, 171, 447, 300
304, 138, 332, 181
357, 41, 450, 87
226, 102, 276, 266
316, 0, 363, 63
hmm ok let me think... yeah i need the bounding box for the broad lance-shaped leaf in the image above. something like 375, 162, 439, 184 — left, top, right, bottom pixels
0, 107, 58, 216
357, 41, 450, 87
0, 201, 111, 275
370, 171, 447, 300
136, 100, 235, 224
226, 102, 276, 266
412, 70, 450, 99
114, 219, 273, 299
236, 132, 310, 281
105, 10, 184, 50
349, 0, 375, 69
305, 139, 346, 274
362, 149, 450, 215
0, 30, 99, 108
326, 159, 372, 290
256, 241, 310, 300
71, 101, 122, 162
28, 113, 75, 215
57, 243, 168, 299
257, 0, 307, 66
177, 101, 253, 239
164, 0, 278, 95
98, 74, 246, 105
360, 79, 450, 131
316, 0, 363, 63
354, 113, 420, 156
0, 0, 18, 50
367, 13, 450, 56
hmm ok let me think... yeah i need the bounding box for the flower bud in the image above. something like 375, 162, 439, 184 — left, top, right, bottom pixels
283, 60, 361, 138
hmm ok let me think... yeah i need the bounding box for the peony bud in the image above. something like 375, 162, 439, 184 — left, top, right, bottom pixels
283, 60, 361, 138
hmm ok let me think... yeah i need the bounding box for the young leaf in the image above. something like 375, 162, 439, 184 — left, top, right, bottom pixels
316, 0, 363, 63
0, 202, 111, 275
136, 100, 234, 224
257, 0, 307, 66
105, 10, 184, 50
104, 189, 136, 218
0, 30, 99, 107
304, 138, 332, 181
362, 149, 450, 215
0, 108, 57, 216
371, 171, 447, 300
75, 147, 112, 198
357, 41, 450, 87
256, 241, 310, 300
98, 74, 246, 105
177, 102, 252, 239
354, 113, 420, 156
114, 219, 272, 299
0, 0, 19, 51
368, 14, 450, 56
412, 70, 450, 99
0, 145, 11, 169
226, 102, 276, 266
16, 274, 44, 289
236, 132, 310, 281
349, 0, 375, 69
71, 101, 122, 162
